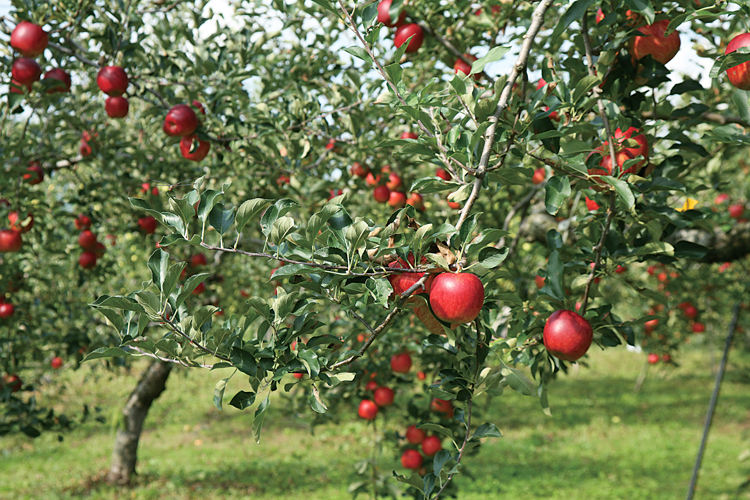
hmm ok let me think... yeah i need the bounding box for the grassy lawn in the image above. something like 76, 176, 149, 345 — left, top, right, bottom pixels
2, 346, 750, 500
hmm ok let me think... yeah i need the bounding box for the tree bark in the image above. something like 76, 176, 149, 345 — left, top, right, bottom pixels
106, 360, 172, 485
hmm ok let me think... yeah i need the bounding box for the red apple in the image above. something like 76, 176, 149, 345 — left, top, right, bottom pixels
377, 0, 406, 27
401, 131, 418, 140
683, 305, 698, 320
12, 58, 42, 87
719, 262, 731, 273
373, 185, 391, 203
75, 214, 92, 231
585, 197, 600, 211
406, 425, 426, 444
192, 100, 206, 114
93, 242, 106, 258
80, 141, 92, 157
388, 258, 433, 295
180, 134, 210, 161
417, 371, 426, 380
190, 253, 208, 267
532, 167, 546, 184
729, 203, 745, 219
454, 54, 478, 79
23, 164, 44, 185
373, 386, 395, 407
588, 147, 636, 178
358, 399, 379, 420
0, 229, 23, 252
365, 380, 378, 391
96, 66, 129, 96
692, 322, 705, 333
615, 265, 627, 274
406, 193, 424, 210
421, 435, 442, 456
388, 191, 407, 208
138, 216, 158, 234
647, 353, 659, 364
10, 21, 48, 57
43, 68, 71, 93
543, 310, 593, 361
401, 449, 423, 470
2, 374, 22, 392
328, 188, 344, 201
725, 33, 750, 90
105, 96, 129, 118
163, 104, 199, 137
276, 175, 290, 186
79, 251, 97, 269
8, 212, 33, 233
78, 230, 97, 250
644, 318, 659, 334
431, 398, 454, 418
394, 24, 424, 54
0, 303, 14, 318
293, 372, 304, 379
351, 162, 369, 178
662, 353, 671, 363
50, 356, 63, 369
365, 172, 381, 186
535, 275, 545, 289
435, 168, 451, 181
192, 282, 206, 295
630, 20, 681, 65
325, 138, 336, 151
386, 172, 402, 190
715, 193, 730, 205
429, 273, 485, 323
390, 353, 412, 373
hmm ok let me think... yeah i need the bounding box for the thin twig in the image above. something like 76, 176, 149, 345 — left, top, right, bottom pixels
579, 191, 616, 315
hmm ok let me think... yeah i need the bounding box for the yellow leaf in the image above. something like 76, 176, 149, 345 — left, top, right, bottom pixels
677, 198, 698, 212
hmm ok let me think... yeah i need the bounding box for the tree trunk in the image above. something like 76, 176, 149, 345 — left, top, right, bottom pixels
106, 360, 172, 485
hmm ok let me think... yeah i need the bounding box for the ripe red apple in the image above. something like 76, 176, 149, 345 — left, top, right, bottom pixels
0, 229, 23, 252
406, 425, 426, 444
615, 265, 627, 274
532, 167, 546, 184
96, 66, 129, 96
276, 175, 290, 186
50, 356, 63, 369
715, 193, 730, 205
647, 353, 659, 364
386, 172, 402, 190
543, 310, 593, 361
401, 132, 418, 140
388, 257, 433, 296
535, 275, 545, 289
358, 399, 379, 420
365, 172, 381, 186
78, 230, 97, 250
292, 372, 304, 379
692, 322, 705, 333
192, 100, 206, 114
374, 386, 395, 407
662, 353, 672, 362
365, 380, 378, 391
138, 216, 158, 234
2, 374, 22, 392
390, 353, 412, 373
10, 21, 48, 57
406, 193, 424, 210
429, 273, 485, 324
454, 54, 478, 79
79, 251, 97, 269
729, 203, 745, 219
163, 104, 199, 137
373, 185, 391, 203
435, 168, 451, 181
401, 449, 423, 470
388, 191, 407, 208
43, 68, 71, 93
192, 282, 206, 295
80, 141, 92, 157
0, 302, 14, 318
328, 188, 344, 201
417, 371, 426, 380
644, 318, 659, 334
94, 242, 106, 258
351, 162, 369, 178
180, 135, 210, 161
588, 147, 636, 178
683, 305, 698, 320
12, 58, 42, 87
8, 212, 33, 233
725, 33, 750, 90
74, 214, 92, 231
190, 253, 208, 267
431, 398, 454, 418
24, 164, 44, 185
585, 196, 600, 211
377, 0, 406, 27
394, 24, 424, 54
630, 20, 681, 65
325, 138, 336, 151
422, 435, 442, 456
105, 96, 129, 118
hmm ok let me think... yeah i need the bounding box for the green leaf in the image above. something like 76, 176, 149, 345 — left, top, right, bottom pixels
91, 295, 146, 314
366, 277, 392, 306
416, 422, 454, 440
571, 75, 601, 104
544, 176, 571, 215
732, 90, 750, 124
470, 46, 511, 75
478, 246, 509, 269
602, 177, 635, 208
709, 48, 750, 79
147, 249, 171, 295
271, 216, 296, 246
344, 220, 370, 255
673, 241, 707, 259
392, 472, 424, 490
213, 378, 228, 410
231, 347, 257, 376
551, 0, 597, 43
163, 262, 186, 302
501, 365, 535, 396
542, 251, 565, 302
409, 177, 456, 194
173, 273, 212, 311
82, 347, 129, 362
252, 394, 270, 443
472, 423, 503, 439
235, 199, 270, 234
298, 349, 320, 377
209, 203, 235, 235
433, 449, 452, 476
229, 390, 256, 410
343, 46, 373, 65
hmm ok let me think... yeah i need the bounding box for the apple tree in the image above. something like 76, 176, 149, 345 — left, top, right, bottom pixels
2, 0, 750, 496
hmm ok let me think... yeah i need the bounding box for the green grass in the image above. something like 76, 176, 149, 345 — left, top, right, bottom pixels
2, 347, 750, 500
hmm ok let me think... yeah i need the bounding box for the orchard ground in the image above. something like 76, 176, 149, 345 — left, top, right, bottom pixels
2, 348, 749, 500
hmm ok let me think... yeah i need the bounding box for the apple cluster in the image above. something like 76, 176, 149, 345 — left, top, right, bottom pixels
75, 215, 106, 270
97, 65, 130, 118
164, 103, 211, 162
9, 21, 71, 95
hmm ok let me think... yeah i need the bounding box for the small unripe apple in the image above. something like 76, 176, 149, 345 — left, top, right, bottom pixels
377, 0, 406, 27
390, 353, 412, 373
0, 229, 23, 252
543, 309, 593, 361
630, 20, 681, 65
431, 398, 454, 418
358, 399, 379, 420
454, 54, 478, 79
373, 386, 395, 407
74, 214, 92, 231
401, 131, 418, 140
12, 58, 42, 87
388, 191, 407, 208
401, 449, 423, 470
96, 66, 129, 96
50, 356, 63, 369
138, 216, 158, 234
373, 185, 391, 203
78, 230, 97, 250
406, 425, 426, 444
647, 353, 659, 364
421, 435, 442, 456
24, 164, 44, 185
729, 203, 745, 219
0, 303, 14, 318
10, 21, 48, 57
163, 104, 199, 137
394, 24, 424, 53
435, 168, 451, 181
429, 273, 485, 323
180, 134, 210, 161
725, 33, 750, 90
8, 212, 33, 233
79, 251, 97, 269
105, 96, 129, 118
43, 68, 71, 93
